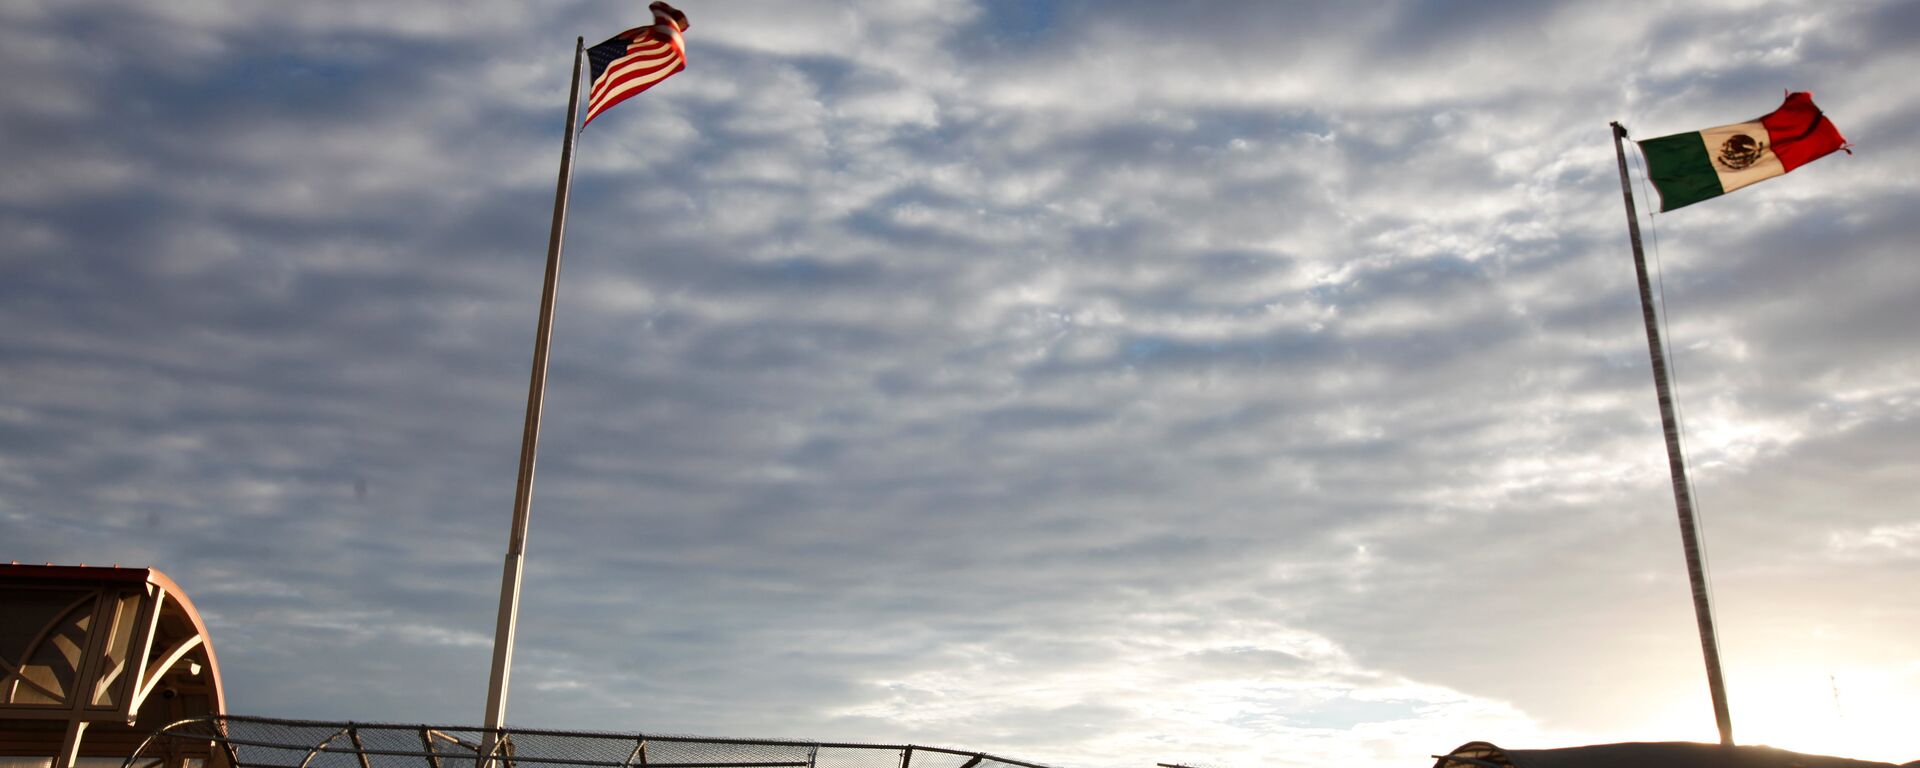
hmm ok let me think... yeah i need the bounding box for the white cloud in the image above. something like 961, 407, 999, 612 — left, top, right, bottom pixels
6, 0, 1920, 766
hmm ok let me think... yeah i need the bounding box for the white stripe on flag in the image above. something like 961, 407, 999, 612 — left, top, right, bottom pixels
585, 61, 681, 122
592, 51, 678, 99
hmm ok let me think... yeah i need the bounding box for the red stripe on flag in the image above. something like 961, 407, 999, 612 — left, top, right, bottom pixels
583, 26, 686, 127
585, 63, 682, 124
1760, 91, 1848, 173
591, 39, 673, 89
590, 47, 678, 103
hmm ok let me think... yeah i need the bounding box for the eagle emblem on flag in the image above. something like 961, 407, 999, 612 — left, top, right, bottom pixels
1715, 134, 1766, 171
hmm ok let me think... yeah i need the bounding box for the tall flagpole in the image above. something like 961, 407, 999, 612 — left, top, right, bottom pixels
1610, 121, 1735, 747
482, 36, 586, 754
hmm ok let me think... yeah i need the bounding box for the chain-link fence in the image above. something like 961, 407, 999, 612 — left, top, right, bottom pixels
125, 716, 1063, 768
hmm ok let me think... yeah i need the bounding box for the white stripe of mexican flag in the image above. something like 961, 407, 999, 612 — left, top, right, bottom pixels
1696, 120, 1785, 194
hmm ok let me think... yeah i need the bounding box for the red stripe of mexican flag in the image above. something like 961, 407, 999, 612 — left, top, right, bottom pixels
1637, 92, 1849, 212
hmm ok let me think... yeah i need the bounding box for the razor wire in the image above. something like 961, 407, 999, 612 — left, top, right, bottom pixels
124, 715, 1063, 768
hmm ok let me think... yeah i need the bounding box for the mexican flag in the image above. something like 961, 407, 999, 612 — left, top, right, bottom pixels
1637, 92, 1849, 212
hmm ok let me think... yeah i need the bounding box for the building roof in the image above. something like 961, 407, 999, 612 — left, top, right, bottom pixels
1436, 741, 1918, 768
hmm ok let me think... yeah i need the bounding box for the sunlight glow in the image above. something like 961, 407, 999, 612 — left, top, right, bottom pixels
1635, 665, 1919, 763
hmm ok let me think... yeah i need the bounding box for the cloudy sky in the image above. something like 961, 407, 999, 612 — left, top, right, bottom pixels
5, 1, 1919, 766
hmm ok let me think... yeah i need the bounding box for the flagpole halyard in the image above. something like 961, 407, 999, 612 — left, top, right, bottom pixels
481, 36, 586, 759
1610, 120, 1735, 747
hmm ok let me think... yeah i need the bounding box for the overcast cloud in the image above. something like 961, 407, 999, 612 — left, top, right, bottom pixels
5, 2, 1918, 767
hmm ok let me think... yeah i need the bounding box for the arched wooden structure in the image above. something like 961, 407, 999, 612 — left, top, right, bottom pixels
1, 564, 225, 768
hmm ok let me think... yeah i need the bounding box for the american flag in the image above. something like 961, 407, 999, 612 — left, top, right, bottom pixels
583, 2, 689, 127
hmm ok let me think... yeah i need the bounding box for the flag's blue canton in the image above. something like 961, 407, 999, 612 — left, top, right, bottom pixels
586, 34, 633, 85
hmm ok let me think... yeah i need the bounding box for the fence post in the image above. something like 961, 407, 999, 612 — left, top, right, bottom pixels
348, 727, 375, 768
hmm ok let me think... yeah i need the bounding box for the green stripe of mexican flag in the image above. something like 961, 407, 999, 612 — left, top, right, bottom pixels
1639, 123, 1777, 212
1637, 92, 1848, 212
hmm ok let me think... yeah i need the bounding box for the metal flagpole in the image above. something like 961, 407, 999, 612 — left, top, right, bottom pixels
481, 36, 586, 758
1609, 121, 1735, 747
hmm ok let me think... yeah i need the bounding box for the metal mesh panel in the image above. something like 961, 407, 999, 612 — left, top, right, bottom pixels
425, 728, 486, 764
126, 718, 1063, 768
496, 731, 635, 768
350, 727, 444, 768
809, 747, 896, 768
903, 752, 969, 768
640, 738, 812, 768
227, 720, 352, 768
